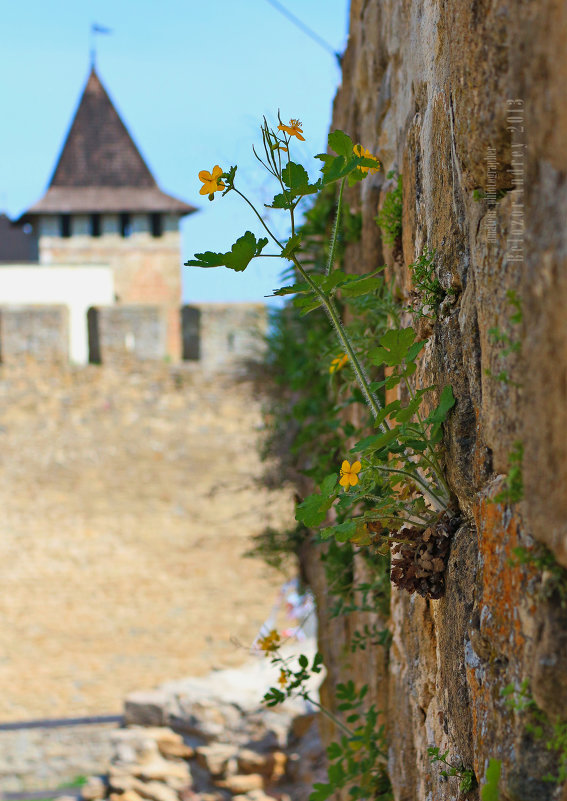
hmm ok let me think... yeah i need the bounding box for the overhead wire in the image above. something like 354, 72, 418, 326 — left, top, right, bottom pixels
262, 0, 343, 65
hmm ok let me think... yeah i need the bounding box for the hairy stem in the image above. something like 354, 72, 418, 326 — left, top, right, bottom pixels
303, 693, 354, 738
326, 177, 346, 276
291, 255, 387, 430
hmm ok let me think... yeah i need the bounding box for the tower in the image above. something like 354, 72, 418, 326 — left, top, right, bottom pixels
21, 67, 195, 360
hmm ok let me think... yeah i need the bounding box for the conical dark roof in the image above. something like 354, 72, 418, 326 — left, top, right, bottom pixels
22, 67, 195, 217
50, 67, 157, 189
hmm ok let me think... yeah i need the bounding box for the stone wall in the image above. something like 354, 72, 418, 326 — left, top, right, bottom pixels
0, 302, 267, 372
0, 305, 68, 364
304, 1, 567, 800
92, 306, 168, 364
187, 304, 268, 374
39, 226, 182, 359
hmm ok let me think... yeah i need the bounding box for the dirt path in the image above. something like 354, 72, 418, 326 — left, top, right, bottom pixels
0, 363, 294, 720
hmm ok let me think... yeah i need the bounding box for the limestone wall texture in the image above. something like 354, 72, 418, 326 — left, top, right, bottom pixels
191, 304, 268, 374
0, 306, 68, 364
94, 305, 168, 364
304, 1, 567, 799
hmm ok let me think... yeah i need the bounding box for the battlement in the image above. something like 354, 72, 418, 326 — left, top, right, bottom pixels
0, 279, 267, 372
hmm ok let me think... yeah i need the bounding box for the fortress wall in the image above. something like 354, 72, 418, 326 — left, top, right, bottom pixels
0, 306, 69, 364
39, 227, 182, 360
302, 1, 567, 799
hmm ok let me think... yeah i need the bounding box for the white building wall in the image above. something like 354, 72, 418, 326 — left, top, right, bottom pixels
0, 265, 114, 364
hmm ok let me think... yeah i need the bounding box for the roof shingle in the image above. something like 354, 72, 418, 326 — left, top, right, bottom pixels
22, 67, 195, 217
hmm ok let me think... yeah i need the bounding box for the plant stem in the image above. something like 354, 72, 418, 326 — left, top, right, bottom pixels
326, 177, 346, 276
402, 376, 451, 501
232, 187, 283, 249
370, 464, 446, 511
291, 255, 387, 431
303, 693, 354, 738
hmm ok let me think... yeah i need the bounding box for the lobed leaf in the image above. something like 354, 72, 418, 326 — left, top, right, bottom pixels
185, 231, 268, 272
282, 161, 310, 192
368, 327, 417, 367
328, 130, 354, 157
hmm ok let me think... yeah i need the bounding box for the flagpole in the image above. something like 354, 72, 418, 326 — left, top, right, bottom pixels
90, 23, 112, 70
89, 24, 95, 69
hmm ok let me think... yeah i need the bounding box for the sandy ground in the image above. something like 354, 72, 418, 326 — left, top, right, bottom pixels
0, 362, 294, 721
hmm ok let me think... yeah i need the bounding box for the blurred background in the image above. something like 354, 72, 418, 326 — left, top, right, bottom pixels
0, 0, 349, 302
0, 3, 348, 792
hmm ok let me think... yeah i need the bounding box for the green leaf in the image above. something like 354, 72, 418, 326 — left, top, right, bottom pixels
321, 520, 359, 542
271, 280, 310, 296
293, 293, 322, 315
368, 327, 416, 366
185, 231, 268, 272
328, 130, 354, 157
326, 742, 342, 760
268, 192, 293, 209
320, 473, 339, 497
282, 161, 309, 192
426, 385, 456, 425
296, 493, 334, 527
406, 339, 427, 362
392, 396, 424, 423
373, 401, 401, 427
426, 385, 456, 441
281, 234, 303, 258
298, 654, 309, 668
295, 475, 337, 527
353, 428, 399, 453
370, 374, 403, 391
339, 271, 384, 298
481, 759, 501, 801
309, 783, 334, 801
315, 153, 360, 185
312, 270, 349, 291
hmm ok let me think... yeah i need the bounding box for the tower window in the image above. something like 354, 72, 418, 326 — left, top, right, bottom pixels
60, 214, 71, 238
91, 214, 101, 237
120, 213, 131, 238
150, 213, 162, 238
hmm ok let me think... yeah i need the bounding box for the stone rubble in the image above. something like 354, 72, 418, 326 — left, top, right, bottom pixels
56, 651, 326, 801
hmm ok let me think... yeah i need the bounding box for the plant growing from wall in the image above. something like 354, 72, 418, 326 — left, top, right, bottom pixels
375, 170, 403, 245
186, 115, 456, 605
408, 247, 446, 319
258, 631, 392, 800
485, 289, 523, 386
492, 440, 524, 505
480, 759, 502, 801
501, 680, 567, 784
427, 746, 476, 795
511, 543, 567, 607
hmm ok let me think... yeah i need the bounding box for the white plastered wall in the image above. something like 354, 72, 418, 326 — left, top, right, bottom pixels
0, 265, 114, 364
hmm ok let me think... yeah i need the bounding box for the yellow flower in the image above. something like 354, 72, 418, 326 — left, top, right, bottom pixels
339, 460, 361, 490
353, 144, 381, 175
258, 629, 281, 653
278, 118, 305, 141
198, 165, 226, 197
329, 353, 348, 374
278, 669, 288, 688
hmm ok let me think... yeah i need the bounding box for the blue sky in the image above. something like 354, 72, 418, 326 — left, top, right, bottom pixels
0, 1, 349, 302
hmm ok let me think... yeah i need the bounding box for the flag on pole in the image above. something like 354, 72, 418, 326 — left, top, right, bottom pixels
92, 23, 112, 35
90, 23, 112, 67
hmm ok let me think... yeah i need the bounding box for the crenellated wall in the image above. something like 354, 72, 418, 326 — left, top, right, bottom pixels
305, 1, 567, 798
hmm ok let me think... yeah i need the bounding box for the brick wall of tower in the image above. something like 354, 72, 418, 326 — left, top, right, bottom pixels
38, 220, 182, 360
